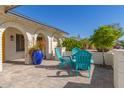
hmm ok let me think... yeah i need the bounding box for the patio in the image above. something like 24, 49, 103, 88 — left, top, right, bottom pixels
0, 60, 113, 88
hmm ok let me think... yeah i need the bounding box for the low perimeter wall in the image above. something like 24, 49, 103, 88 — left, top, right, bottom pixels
63, 51, 114, 67
92, 51, 114, 66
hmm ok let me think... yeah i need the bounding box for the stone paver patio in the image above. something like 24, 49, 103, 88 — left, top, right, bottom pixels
0, 60, 113, 88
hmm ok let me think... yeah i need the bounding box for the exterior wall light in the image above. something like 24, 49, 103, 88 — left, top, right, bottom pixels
10, 35, 14, 41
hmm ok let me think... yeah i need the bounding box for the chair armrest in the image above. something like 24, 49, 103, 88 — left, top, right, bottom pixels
90, 59, 94, 64
63, 56, 71, 58
63, 56, 72, 60
71, 54, 76, 60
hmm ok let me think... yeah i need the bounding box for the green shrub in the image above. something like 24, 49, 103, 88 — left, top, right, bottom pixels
62, 38, 82, 51
90, 24, 124, 52
80, 38, 94, 49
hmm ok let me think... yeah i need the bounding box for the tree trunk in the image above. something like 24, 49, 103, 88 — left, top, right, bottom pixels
102, 50, 106, 67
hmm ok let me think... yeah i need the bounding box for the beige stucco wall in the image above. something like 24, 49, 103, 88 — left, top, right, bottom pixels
0, 7, 66, 71
5, 27, 25, 61
0, 22, 59, 71
0, 20, 61, 61
113, 49, 124, 88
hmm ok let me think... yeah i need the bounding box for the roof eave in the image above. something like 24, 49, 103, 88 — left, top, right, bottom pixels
5, 7, 69, 35
4, 5, 20, 13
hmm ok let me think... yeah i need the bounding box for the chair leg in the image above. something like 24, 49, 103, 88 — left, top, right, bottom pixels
76, 65, 79, 76
70, 62, 73, 69
88, 67, 90, 78
59, 63, 64, 69
69, 63, 73, 76
76, 70, 79, 76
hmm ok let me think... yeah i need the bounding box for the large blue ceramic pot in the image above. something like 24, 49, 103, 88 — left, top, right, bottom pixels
32, 50, 43, 65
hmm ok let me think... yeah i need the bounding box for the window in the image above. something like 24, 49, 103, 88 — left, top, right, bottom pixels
16, 34, 25, 51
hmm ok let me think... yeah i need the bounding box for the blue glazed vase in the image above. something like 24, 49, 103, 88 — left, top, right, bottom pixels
32, 50, 43, 65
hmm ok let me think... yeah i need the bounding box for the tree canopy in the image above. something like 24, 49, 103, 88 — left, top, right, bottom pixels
90, 24, 124, 52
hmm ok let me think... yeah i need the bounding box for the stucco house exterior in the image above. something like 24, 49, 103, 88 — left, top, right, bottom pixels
0, 5, 68, 71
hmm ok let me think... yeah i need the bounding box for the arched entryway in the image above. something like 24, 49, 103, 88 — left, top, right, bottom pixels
3, 27, 25, 63
0, 22, 28, 65
36, 33, 46, 59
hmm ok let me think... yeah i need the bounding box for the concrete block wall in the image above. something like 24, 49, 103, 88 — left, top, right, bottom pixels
113, 49, 124, 88
92, 52, 114, 66
63, 51, 114, 67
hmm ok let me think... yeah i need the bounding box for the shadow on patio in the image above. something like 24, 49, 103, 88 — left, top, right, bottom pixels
35, 64, 81, 77
5, 60, 25, 65
35, 64, 59, 70
63, 65, 114, 88
35, 64, 98, 78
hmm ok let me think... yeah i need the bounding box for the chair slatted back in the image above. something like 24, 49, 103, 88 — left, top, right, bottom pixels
72, 47, 81, 55
73, 50, 92, 70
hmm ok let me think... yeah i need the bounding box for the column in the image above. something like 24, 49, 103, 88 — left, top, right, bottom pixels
0, 30, 3, 71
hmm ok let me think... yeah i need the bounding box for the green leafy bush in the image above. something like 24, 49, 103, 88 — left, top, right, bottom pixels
80, 38, 94, 49
62, 38, 82, 51
90, 24, 124, 52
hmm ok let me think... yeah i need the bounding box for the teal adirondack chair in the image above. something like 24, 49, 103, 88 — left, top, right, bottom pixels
55, 48, 73, 68
72, 48, 94, 64
72, 47, 81, 55
72, 50, 92, 78
71, 47, 81, 63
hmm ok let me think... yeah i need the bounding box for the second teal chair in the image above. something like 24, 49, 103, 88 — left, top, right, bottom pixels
72, 47, 94, 64
72, 50, 92, 78
71, 47, 81, 61
72, 47, 81, 55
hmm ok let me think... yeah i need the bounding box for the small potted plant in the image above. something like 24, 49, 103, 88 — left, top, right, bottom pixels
29, 44, 43, 65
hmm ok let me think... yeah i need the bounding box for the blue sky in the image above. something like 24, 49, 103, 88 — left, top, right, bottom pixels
12, 5, 124, 39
